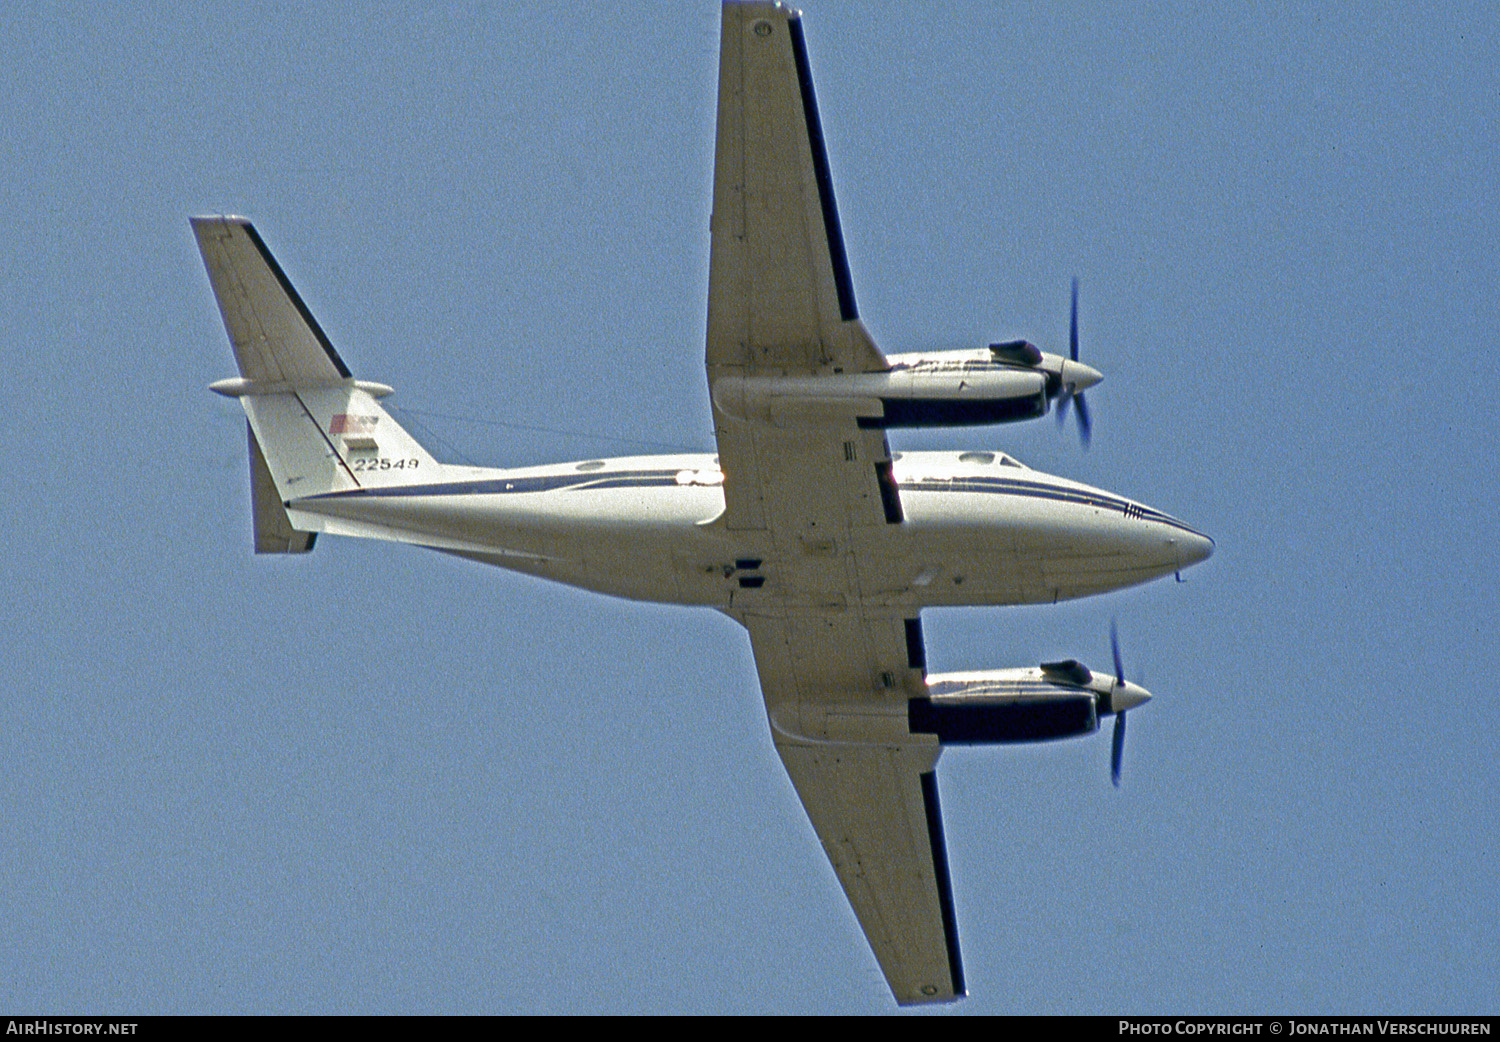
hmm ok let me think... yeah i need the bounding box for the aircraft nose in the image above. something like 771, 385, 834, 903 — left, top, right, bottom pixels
1174, 530, 1214, 568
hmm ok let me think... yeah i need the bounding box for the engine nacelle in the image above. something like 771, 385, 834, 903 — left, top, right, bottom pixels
909, 662, 1150, 746
711, 348, 1101, 430
712, 362, 1044, 429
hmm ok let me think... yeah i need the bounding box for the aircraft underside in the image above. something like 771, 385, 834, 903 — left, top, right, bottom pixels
192, 0, 1214, 1008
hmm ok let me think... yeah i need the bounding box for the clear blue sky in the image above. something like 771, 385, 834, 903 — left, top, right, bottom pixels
3, 1, 1496, 1014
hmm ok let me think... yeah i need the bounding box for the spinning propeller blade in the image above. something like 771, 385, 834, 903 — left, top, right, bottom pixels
1109, 620, 1128, 787
1074, 390, 1092, 447
1070, 276, 1079, 362
1056, 277, 1092, 447
1111, 711, 1127, 788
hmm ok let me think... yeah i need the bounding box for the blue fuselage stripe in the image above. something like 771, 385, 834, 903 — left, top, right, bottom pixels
302, 469, 682, 500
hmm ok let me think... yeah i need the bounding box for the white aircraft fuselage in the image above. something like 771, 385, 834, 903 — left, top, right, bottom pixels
291, 449, 1211, 609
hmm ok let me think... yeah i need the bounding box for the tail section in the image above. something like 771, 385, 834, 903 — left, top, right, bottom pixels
194, 216, 442, 551
247, 423, 315, 553
192, 215, 352, 386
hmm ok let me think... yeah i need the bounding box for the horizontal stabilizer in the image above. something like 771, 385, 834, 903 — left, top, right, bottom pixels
195, 216, 448, 555
248, 423, 315, 553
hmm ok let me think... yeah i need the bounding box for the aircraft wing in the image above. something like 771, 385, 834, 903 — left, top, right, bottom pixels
745, 611, 964, 1005
707, 7, 964, 1002
706, 1, 885, 381
707, 0, 896, 533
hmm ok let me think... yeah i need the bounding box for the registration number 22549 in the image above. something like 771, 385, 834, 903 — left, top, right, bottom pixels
350, 457, 420, 472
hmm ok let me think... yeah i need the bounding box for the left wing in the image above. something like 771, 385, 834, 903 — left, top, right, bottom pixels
746, 610, 965, 1005
775, 744, 963, 1005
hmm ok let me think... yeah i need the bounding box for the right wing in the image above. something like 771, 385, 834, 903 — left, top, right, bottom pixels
706, 1, 885, 380
707, 1, 896, 535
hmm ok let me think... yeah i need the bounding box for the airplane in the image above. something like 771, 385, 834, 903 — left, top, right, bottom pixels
192, 1, 1212, 1007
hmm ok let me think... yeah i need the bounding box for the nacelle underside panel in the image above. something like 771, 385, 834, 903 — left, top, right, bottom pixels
859, 394, 1048, 429
908, 694, 1099, 744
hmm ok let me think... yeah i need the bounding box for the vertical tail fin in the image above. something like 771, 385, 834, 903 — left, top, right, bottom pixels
194, 216, 442, 551
192, 215, 353, 386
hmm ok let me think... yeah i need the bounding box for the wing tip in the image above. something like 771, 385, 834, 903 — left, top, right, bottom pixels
189, 213, 253, 231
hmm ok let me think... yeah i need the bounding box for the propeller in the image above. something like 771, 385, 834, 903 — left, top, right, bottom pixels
1111, 708, 1127, 788
1055, 277, 1093, 447
1108, 620, 1127, 787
